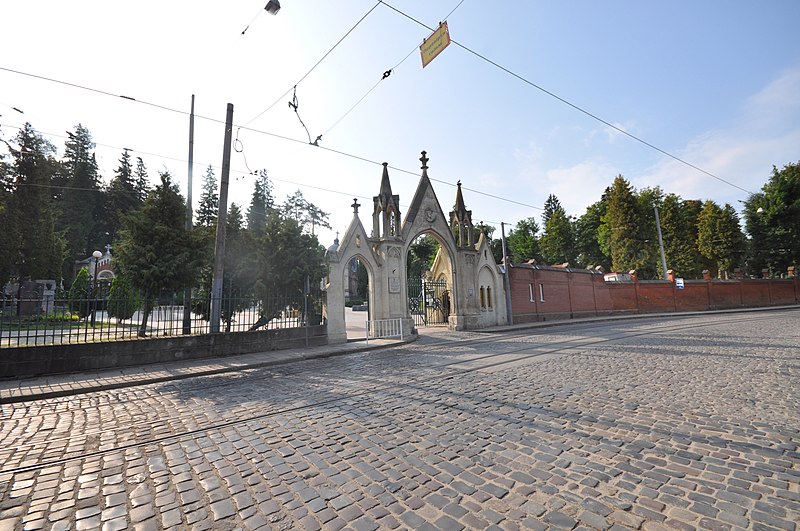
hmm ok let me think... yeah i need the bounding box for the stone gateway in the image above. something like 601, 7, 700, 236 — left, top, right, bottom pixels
324, 152, 508, 343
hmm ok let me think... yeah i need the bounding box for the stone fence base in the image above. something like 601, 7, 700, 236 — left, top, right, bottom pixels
0, 325, 327, 379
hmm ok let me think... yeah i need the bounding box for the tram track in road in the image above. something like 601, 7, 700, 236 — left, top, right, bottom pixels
0, 310, 794, 476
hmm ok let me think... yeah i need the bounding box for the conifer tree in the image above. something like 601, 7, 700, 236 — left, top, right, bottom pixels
8, 123, 65, 281
659, 194, 701, 278
574, 199, 610, 270
105, 149, 139, 244
601, 175, 641, 274
247, 169, 274, 235
196, 165, 219, 227
114, 171, 204, 336
539, 196, 574, 265
133, 156, 150, 203
697, 201, 745, 278
59, 124, 103, 273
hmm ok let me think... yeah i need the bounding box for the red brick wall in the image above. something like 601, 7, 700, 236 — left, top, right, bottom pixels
607, 283, 637, 312
711, 282, 743, 309
674, 282, 709, 312
507, 265, 798, 324
769, 280, 797, 304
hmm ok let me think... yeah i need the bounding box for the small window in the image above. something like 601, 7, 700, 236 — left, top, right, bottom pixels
529, 283, 534, 303
539, 283, 545, 302
480, 286, 486, 310
487, 287, 493, 309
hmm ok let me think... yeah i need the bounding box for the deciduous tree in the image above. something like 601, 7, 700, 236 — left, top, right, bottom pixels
506, 217, 539, 263
743, 162, 800, 275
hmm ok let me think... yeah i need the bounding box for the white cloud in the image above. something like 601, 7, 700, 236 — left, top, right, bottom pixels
543, 161, 621, 216
639, 67, 800, 205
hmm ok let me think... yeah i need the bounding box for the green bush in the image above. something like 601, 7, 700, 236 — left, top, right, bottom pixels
107, 276, 140, 321
68, 267, 91, 319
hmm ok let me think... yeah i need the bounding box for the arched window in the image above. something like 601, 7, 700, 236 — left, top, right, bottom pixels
480, 286, 486, 310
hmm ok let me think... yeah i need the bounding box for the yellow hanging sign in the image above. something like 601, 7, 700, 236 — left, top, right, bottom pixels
420, 22, 451, 68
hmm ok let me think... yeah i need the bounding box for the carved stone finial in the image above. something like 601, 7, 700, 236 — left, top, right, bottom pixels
351, 198, 360, 214
420, 150, 429, 170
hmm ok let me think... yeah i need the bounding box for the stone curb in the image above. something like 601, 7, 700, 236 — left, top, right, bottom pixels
0, 335, 418, 404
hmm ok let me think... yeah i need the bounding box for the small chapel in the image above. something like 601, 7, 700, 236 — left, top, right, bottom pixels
324, 151, 507, 343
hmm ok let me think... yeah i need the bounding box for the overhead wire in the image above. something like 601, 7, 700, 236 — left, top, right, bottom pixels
323, 0, 466, 138
2, 2, 755, 199
375, 0, 754, 196
241, 1, 382, 128
3, 115, 543, 215
0, 123, 388, 208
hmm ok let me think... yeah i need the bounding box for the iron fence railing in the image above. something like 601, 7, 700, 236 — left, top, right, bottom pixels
0, 291, 324, 348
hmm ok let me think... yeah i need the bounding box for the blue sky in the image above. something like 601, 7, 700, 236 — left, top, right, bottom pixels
1, 1, 799, 248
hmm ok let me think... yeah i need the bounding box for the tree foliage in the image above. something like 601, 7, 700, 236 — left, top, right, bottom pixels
68, 267, 91, 318
743, 162, 800, 275
107, 275, 140, 321
407, 234, 439, 279
113, 171, 204, 335
247, 169, 274, 235
539, 196, 574, 265
7, 123, 65, 281
247, 210, 327, 330
105, 149, 140, 244
281, 189, 331, 235
59, 124, 104, 273
697, 201, 745, 278
574, 199, 610, 270
506, 217, 539, 263
601, 175, 641, 274
196, 165, 219, 228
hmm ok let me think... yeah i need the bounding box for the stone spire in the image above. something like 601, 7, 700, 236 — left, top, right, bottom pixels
449, 180, 474, 247
372, 163, 401, 239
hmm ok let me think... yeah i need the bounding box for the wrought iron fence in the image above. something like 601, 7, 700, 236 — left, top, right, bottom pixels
0, 290, 325, 348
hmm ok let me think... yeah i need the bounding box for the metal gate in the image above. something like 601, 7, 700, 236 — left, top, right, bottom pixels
408, 277, 450, 327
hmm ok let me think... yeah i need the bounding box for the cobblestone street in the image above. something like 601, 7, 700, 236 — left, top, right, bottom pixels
1, 309, 798, 530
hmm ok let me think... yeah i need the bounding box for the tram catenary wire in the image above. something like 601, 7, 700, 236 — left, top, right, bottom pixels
0, 310, 794, 475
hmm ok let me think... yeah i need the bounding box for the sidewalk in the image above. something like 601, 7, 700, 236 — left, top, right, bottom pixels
0, 336, 412, 404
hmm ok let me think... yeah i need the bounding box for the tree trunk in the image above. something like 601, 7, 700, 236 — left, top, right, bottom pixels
138, 296, 154, 337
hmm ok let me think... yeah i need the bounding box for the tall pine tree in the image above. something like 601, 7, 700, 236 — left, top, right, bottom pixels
8, 123, 65, 281
59, 124, 103, 276
105, 148, 140, 244
601, 175, 642, 274
247, 169, 274, 235
195, 165, 219, 228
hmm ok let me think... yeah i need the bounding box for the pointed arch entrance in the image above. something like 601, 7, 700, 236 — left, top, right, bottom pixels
324, 151, 507, 344
407, 231, 454, 327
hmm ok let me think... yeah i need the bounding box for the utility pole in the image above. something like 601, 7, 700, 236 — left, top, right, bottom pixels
210, 103, 234, 333
501, 222, 513, 325
654, 206, 668, 280
182, 94, 195, 334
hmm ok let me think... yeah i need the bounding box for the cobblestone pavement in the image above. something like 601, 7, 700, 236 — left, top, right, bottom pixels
0, 309, 798, 530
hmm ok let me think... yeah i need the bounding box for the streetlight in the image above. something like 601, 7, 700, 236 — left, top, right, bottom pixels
91, 250, 102, 326
265, 0, 281, 15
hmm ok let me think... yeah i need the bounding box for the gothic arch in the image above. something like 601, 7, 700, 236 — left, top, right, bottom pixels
325, 151, 508, 343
